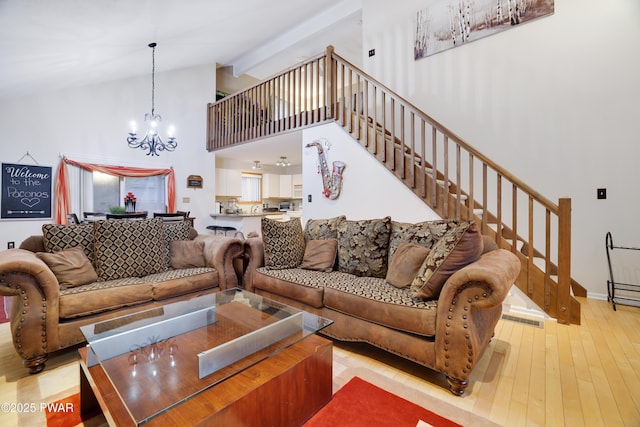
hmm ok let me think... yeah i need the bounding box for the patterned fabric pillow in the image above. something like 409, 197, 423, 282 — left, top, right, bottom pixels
162, 220, 191, 268
410, 221, 483, 299
262, 217, 306, 270
388, 219, 458, 265
93, 218, 166, 281
42, 223, 95, 264
304, 215, 346, 241
337, 216, 391, 278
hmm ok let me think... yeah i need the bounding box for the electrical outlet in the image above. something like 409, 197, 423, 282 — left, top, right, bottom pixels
368, 49, 375, 57
182, 197, 190, 203
8, 241, 15, 249
597, 188, 607, 200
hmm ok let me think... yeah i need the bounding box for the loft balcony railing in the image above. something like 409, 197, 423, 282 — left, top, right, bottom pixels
207, 46, 583, 325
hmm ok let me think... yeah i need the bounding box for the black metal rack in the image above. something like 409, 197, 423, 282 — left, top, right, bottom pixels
605, 231, 640, 310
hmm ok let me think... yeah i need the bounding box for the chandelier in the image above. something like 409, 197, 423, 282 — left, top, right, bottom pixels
276, 156, 291, 167
127, 42, 177, 156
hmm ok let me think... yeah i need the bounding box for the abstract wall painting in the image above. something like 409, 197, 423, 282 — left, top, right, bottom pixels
415, 0, 554, 59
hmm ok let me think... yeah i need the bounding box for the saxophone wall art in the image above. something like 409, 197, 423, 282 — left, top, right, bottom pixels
305, 139, 345, 200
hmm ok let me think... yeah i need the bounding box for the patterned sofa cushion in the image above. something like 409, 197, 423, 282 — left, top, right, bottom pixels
304, 215, 346, 241
262, 217, 306, 269
337, 216, 391, 278
388, 219, 458, 265
93, 218, 166, 281
58, 277, 152, 319
256, 267, 439, 336
42, 223, 95, 264
411, 221, 483, 299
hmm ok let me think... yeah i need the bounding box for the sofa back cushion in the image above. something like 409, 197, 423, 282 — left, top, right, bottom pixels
304, 215, 346, 241
42, 223, 95, 264
36, 246, 98, 289
262, 217, 306, 269
93, 218, 166, 281
337, 216, 391, 278
410, 221, 483, 299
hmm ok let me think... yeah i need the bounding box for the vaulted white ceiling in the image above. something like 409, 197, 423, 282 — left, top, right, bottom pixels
0, 0, 363, 99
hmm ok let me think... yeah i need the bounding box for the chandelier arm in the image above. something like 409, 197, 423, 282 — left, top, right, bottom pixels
126, 42, 176, 156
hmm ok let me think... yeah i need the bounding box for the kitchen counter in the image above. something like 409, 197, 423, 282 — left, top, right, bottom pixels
210, 212, 279, 218
208, 211, 302, 237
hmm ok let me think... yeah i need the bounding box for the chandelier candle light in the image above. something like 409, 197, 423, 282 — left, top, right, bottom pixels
127, 42, 177, 156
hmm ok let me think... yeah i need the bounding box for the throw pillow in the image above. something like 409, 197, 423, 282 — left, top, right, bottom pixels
93, 218, 166, 281
410, 221, 483, 299
388, 219, 458, 265
162, 220, 191, 268
169, 240, 206, 269
300, 239, 338, 272
304, 215, 346, 241
337, 216, 391, 278
385, 242, 431, 289
36, 246, 98, 289
42, 223, 95, 264
262, 217, 306, 269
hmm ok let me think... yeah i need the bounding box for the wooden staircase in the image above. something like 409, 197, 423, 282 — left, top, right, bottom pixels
207, 46, 584, 325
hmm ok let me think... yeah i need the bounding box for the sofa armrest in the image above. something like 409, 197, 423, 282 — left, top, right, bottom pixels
434, 249, 521, 394
194, 235, 244, 289
0, 249, 62, 370
242, 238, 265, 293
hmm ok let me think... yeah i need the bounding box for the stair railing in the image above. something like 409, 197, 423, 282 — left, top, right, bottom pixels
207, 46, 579, 325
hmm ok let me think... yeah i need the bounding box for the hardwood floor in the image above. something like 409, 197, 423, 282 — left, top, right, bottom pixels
0, 297, 638, 426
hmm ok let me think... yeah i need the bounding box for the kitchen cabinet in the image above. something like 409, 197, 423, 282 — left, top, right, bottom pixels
216, 169, 242, 197
279, 175, 292, 198
262, 173, 280, 198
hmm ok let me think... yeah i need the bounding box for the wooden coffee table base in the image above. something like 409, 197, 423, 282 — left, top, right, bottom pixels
79, 334, 333, 426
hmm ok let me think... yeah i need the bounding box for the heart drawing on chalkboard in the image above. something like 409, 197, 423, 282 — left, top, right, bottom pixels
21, 198, 40, 208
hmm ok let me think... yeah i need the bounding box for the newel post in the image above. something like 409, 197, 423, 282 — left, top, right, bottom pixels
557, 197, 572, 324
325, 45, 335, 120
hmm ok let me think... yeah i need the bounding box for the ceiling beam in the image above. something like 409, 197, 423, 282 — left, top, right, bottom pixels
229, 0, 362, 77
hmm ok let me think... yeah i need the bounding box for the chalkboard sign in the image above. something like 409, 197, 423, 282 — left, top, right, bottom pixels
1, 163, 52, 219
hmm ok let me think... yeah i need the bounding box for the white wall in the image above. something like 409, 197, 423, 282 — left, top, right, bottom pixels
361, 0, 640, 298
0, 63, 217, 247
302, 122, 440, 224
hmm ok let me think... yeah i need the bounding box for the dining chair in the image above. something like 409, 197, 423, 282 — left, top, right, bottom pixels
106, 212, 147, 220
66, 213, 80, 224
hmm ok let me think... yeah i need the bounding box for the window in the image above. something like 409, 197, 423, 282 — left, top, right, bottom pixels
239, 173, 262, 203
83, 171, 167, 214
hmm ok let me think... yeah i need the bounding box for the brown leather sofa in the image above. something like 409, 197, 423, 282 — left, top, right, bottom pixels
0, 218, 243, 374
243, 216, 521, 396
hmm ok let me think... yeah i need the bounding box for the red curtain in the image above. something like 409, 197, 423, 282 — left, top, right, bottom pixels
54, 157, 175, 224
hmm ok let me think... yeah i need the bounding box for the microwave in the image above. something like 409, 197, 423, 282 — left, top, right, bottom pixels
279, 201, 292, 212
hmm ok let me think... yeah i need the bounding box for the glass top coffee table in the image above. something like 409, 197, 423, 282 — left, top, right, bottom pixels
79, 288, 333, 426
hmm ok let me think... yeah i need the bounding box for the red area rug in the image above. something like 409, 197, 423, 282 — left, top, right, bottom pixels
304, 376, 461, 427
45, 393, 101, 427
47, 377, 461, 427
